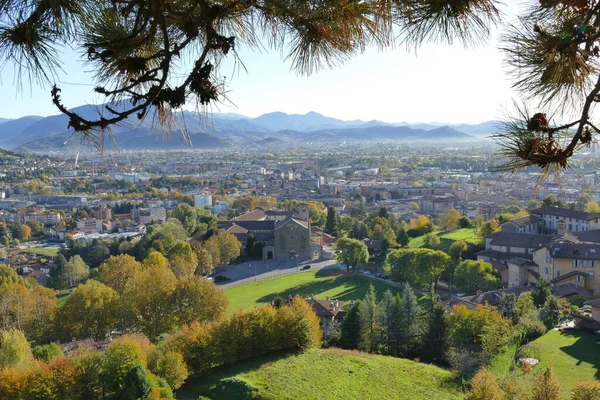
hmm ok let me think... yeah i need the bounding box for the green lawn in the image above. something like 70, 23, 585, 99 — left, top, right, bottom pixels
408, 228, 480, 253
224, 269, 425, 315
21, 246, 59, 257
177, 348, 464, 400
526, 329, 600, 397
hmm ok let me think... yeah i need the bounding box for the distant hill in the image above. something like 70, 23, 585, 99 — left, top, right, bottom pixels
0, 118, 11, 124
1, 102, 491, 151
177, 348, 464, 400
0, 116, 44, 146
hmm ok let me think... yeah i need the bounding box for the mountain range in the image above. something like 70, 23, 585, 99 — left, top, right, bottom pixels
0, 101, 500, 152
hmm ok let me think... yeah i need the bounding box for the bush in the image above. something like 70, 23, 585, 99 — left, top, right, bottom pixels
467, 368, 502, 400
571, 380, 600, 400
32, 343, 63, 362
517, 310, 547, 341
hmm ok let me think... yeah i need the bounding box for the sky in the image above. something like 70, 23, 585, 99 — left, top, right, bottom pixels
0, 3, 522, 124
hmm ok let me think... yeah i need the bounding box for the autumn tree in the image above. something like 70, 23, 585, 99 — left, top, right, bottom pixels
439, 209, 461, 231
125, 257, 178, 338
0, 329, 33, 369
167, 241, 198, 278
477, 219, 500, 240
56, 280, 120, 341
171, 276, 228, 326
467, 368, 502, 400
386, 248, 450, 290
531, 367, 561, 400
99, 254, 141, 295
193, 244, 214, 276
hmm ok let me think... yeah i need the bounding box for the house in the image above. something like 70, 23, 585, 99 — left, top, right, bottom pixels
443, 283, 590, 310
573, 298, 600, 331
531, 207, 600, 234
533, 241, 600, 295
307, 297, 345, 336
476, 231, 554, 264
501, 214, 542, 234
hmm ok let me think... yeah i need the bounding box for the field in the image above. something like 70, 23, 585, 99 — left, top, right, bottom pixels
525, 329, 600, 397
408, 228, 480, 252
177, 348, 464, 400
21, 246, 59, 257
224, 269, 426, 314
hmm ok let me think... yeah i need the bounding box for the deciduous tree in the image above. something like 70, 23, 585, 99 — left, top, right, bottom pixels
454, 260, 501, 295
333, 237, 369, 272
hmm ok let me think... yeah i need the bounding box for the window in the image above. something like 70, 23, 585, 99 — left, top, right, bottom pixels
589, 272, 595, 280
545, 267, 549, 274
573, 259, 580, 268
577, 275, 583, 283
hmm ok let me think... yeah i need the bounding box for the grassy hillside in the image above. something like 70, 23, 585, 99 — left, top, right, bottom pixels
408, 228, 480, 252
177, 348, 464, 400
525, 329, 600, 397
224, 269, 427, 315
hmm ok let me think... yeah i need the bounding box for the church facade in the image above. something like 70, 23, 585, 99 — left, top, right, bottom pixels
221, 205, 325, 261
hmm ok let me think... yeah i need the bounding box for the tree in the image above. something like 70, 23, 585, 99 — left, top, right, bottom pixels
203, 237, 221, 267
350, 220, 369, 240
439, 209, 461, 231
532, 278, 552, 309
125, 257, 178, 338
340, 302, 361, 350
367, 216, 390, 240
477, 219, 500, 239
397, 283, 420, 357
423, 232, 440, 249
149, 350, 188, 391
0, 329, 32, 369
26, 220, 45, 237
56, 280, 120, 340
385, 248, 450, 290
99, 254, 141, 295
21, 225, 31, 241
171, 204, 198, 236
467, 368, 502, 400
516, 292, 536, 317
333, 237, 369, 272
380, 227, 397, 259
570, 380, 600, 400
0, 236, 8, 248
358, 285, 380, 353
167, 241, 198, 278
193, 244, 213, 276
396, 228, 409, 247
531, 368, 561, 400
207, 230, 241, 267
171, 276, 228, 326
499, 292, 518, 323
454, 260, 501, 295
63, 255, 89, 287
545, 295, 562, 327
11, 224, 24, 241
421, 303, 448, 364
458, 216, 472, 229
324, 206, 340, 238
32, 343, 63, 362
447, 240, 468, 296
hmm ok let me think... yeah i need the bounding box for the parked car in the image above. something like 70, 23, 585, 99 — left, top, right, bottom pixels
302, 265, 311, 270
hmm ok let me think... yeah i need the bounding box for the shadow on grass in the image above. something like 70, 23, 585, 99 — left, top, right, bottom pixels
256, 275, 403, 304
176, 351, 298, 400
558, 328, 600, 379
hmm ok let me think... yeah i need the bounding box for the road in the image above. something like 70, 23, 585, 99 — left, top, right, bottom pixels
215, 253, 337, 289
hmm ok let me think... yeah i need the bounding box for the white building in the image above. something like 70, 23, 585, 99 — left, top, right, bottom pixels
194, 194, 213, 209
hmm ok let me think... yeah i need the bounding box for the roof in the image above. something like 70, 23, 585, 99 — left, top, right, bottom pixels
532, 206, 600, 221
307, 298, 345, 318
551, 270, 589, 284
226, 223, 249, 234
275, 217, 309, 230
476, 249, 533, 262
572, 230, 600, 244
489, 260, 507, 273
234, 209, 266, 221
507, 257, 537, 267
487, 231, 554, 249
551, 242, 600, 259
553, 283, 591, 297
585, 298, 600, 308
502, 214, 541, 228
228, 220, 276, 232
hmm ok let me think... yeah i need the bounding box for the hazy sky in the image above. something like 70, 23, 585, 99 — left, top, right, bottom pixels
0, 3, 522, 124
